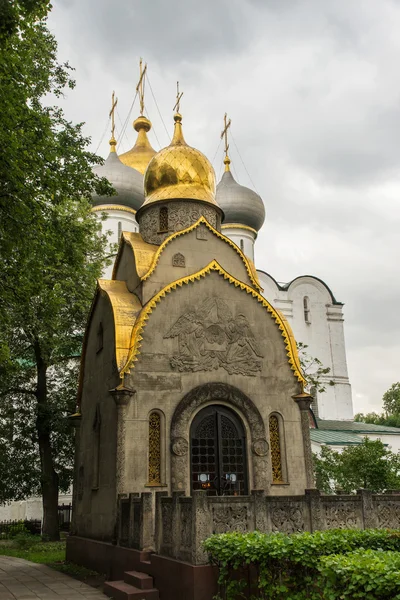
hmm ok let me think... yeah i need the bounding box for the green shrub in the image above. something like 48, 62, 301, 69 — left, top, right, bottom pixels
203, 529, 400, 600
319, 550, 400, 600
13, 533, 41, 549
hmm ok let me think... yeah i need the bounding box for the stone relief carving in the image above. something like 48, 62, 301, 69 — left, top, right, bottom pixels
170, 383, 269, 491
252, 439, 269, 456
164, 297, 263, 376
196, 225, 208, 240
172, 252, 185, 267
212, 505, 249, 534
171, 437, 188, 456
270, 503, 304, 534
376, 501, 400, 528
138, 202, 218, 245
161, 502, 173, 545
324, 501, 358, 529
180, 503, 192, 548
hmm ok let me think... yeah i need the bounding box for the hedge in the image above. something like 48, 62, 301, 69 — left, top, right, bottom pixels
203, 529, 400, 600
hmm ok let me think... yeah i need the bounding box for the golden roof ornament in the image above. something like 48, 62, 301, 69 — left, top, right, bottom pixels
139, 82, 219, 208
220, 112, 232, 172
109, 90, 118, 152
119, 58, 156, 174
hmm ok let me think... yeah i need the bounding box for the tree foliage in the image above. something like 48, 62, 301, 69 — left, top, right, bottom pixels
0, 3, 113, 539
355, 382, 400, 428
313, 438, 400, 494
297, 342, 334, 394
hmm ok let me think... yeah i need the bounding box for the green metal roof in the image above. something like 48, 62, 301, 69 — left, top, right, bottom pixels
310, 430, 364, 446
316, 419, 400, 435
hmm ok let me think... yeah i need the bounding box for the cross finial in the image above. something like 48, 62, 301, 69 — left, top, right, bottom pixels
173, 81, 183, 114
220, 113, 232, 171
136, 57, 147, 116
109, 90, 118, 151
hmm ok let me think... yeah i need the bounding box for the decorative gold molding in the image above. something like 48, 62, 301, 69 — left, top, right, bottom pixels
91, 205, 137, 216
112, 232, 157, 280
141, 216, 263, 292
120, 259, 305, 386
221, 223, 258, 235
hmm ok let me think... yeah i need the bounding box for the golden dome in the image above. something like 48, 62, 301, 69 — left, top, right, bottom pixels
119, 116, 156, 175
142, 113, 218, 207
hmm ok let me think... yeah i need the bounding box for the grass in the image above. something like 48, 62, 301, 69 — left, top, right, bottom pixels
0, 538, 104, 583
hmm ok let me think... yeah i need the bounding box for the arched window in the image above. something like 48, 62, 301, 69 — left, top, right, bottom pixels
240, 239, 244, 252
118, 221, 122, 240
269, 414, 284, 483
148, 412, 161, 484
159, 207, 169, 232
303, 296, 311, 323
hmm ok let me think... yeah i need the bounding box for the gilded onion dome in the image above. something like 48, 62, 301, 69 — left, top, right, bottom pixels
216, 156, 265, 232
119, 116, 157, 175
140, 113, 219, 209
92, 138, 144, 211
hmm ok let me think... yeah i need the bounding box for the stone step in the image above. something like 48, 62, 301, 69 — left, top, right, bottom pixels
104, 580, 159, 600
124, 571, 154, 590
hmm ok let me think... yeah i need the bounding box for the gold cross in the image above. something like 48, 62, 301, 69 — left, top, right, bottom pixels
173, 81, 183, 113
109, 90, 118, 139
220, 113, 231, 158
136, 57, 147, 115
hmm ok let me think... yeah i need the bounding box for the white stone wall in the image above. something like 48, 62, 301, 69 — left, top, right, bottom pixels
93, 208, 138, 279
257, 271, 353, 421
221, 226, 256, 262
0, 493, 72, 522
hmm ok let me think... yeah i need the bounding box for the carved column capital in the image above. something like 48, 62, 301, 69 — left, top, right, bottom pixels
109, 384, 136, 407
292, 392, 313, 411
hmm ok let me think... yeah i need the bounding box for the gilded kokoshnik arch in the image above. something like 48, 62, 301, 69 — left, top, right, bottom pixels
119, 260, 306, 386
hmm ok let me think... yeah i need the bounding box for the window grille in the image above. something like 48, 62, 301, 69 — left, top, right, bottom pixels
148, 412, 161, 484
159, 207, 169, 232
269, 415, 283, 483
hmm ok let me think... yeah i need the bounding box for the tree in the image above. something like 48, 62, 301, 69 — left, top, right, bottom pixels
354, 382, 400, 428
313, 438, 400, 494
0, 5, 113, 539
297, 342, 334, 395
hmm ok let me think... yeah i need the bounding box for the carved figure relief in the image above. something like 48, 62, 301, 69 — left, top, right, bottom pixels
164, 297, 263, 376
172, 252, 185, 267
171, 437, 188, 456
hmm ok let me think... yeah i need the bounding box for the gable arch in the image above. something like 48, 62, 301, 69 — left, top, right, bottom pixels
170, 382, 269, 491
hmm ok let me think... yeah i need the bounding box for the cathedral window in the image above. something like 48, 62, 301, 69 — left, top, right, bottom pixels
97, 322, 103, 353
303, 296, 311, 323
269, 414, 284, 483
159, 207, 169, 233
92, 404, 101, 490
240, 239, 244, 252
148, 411, 162, 484
118, 221, 122, 240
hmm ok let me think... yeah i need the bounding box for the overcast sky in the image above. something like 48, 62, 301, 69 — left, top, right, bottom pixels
48, 0, 400, 415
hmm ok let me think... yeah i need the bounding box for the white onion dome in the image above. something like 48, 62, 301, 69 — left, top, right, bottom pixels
92, 141, 144, 212
216, 157, 265, 232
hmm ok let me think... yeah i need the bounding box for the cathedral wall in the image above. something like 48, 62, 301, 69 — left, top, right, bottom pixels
93, 208, 138, 279
141, 225, 258, 305
112, 243, 142, 297
257, 271, 353, 421
122, 273, 308, 497
75, 295, 120, 541
221, 226, 256, 262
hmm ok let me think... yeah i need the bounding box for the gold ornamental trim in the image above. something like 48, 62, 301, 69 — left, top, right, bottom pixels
221, 223, 258, 235
141, 216, 263, 292
120, 259, 305, 386
91, 204, 137, 216
112, 232, 158, 280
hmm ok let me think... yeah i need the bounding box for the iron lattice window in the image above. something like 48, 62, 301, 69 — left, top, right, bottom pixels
159, 207, 169, 232
148, 412, 161, 484
269, 415, 283, 483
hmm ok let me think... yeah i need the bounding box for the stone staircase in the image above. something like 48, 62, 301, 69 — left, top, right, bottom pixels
104, 570, 159, 600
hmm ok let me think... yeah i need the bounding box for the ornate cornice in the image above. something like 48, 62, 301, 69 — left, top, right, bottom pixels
120, 259, 305, 386
141, 216, 263, 292
221, 223, 258, 235
91, 204, 137, 216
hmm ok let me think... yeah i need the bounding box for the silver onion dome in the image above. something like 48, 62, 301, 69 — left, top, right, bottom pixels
216, 168, 265, 232
92, 150, 144, 212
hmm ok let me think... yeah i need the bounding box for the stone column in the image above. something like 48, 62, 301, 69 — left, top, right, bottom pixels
252, 490, 268, 532
293, 392, 315, 489
171, 491, 185, 559
155, 491, 168, 554
140, 492, 154, 552
68, 412, 82, 536
109, 385, 136, 497
305, 489, 324, 532
191, 491, 212, 565
357, 489, 377, 529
